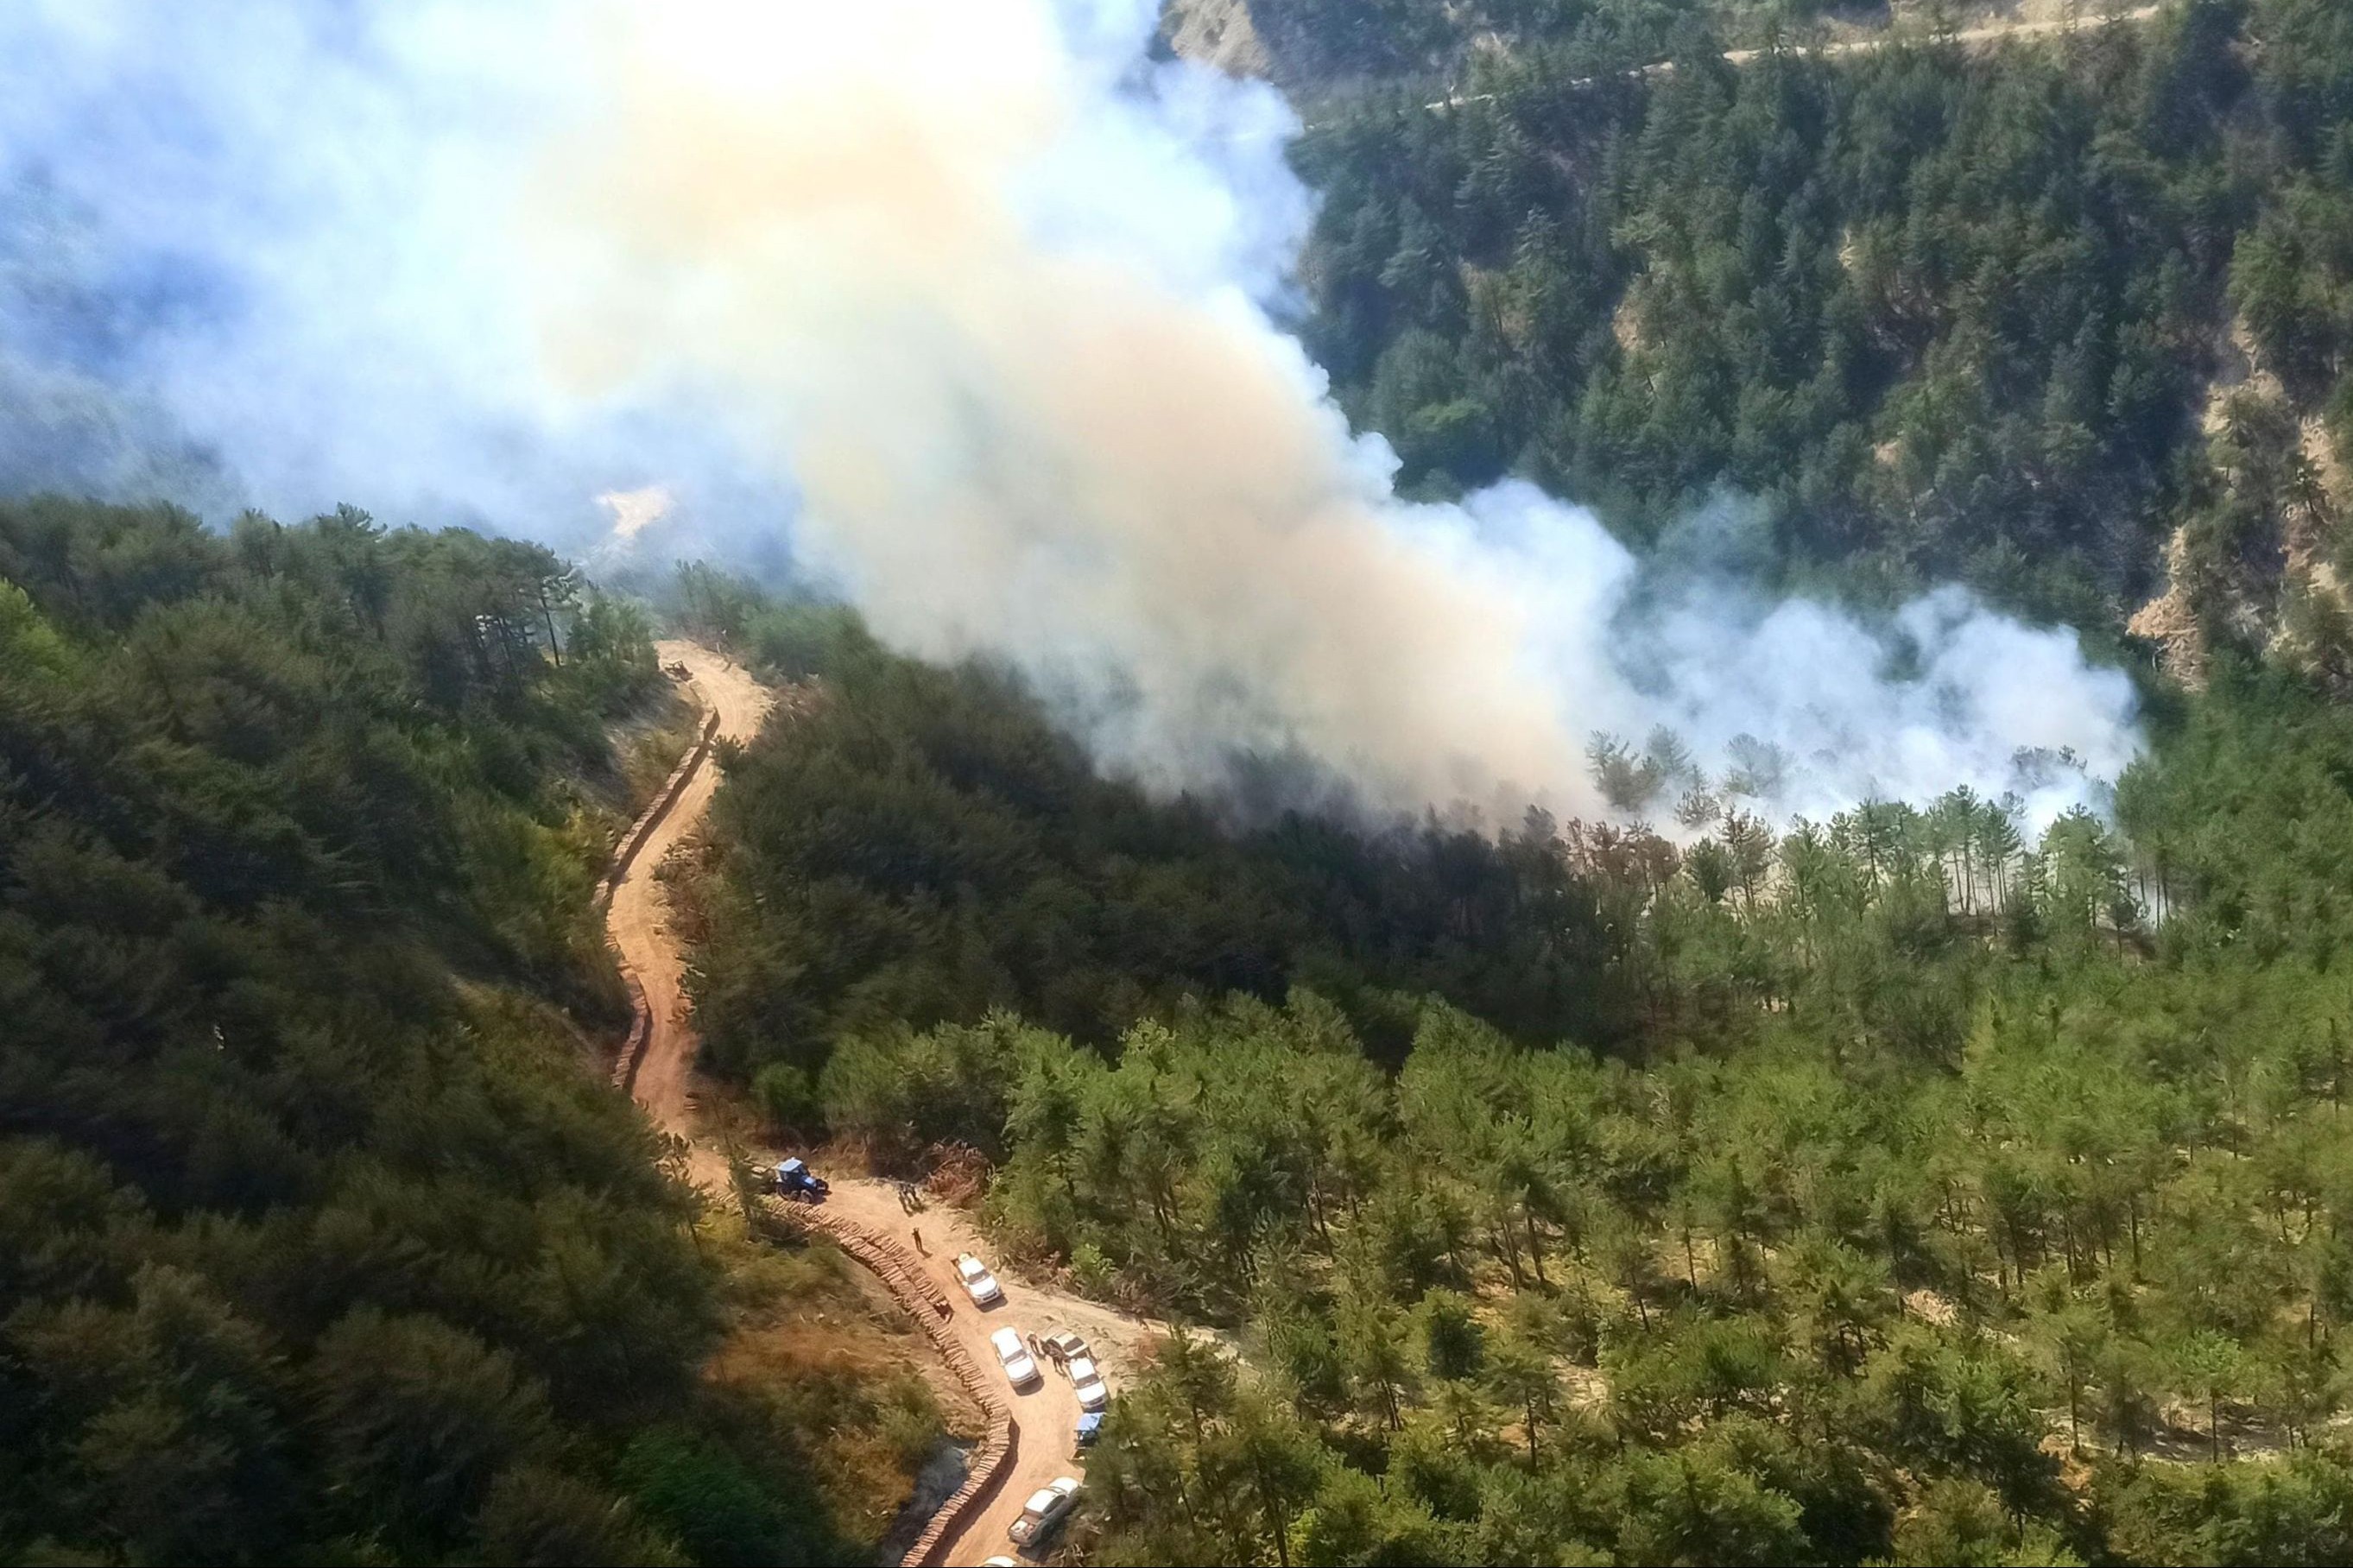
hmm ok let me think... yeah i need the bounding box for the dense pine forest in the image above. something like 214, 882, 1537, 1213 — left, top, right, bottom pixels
678, 572, 2353, 1565
1280, 0, 2353, 654
0, 502, 938, 1565
22, 3, 2353, 1566
657, 4, 2353, 1564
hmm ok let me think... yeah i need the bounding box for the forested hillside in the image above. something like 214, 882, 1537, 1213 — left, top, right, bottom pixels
22, 3, 2353, 1565
673, 579, 1649, 1095
0, 502, 936, 1565
1266, 0, 2353, 667
666, 30, 2353, 1554
680, 556, 2353, 1562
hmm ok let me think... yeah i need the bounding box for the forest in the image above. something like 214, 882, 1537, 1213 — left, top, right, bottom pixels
677, 566, 2353, 1563
1281, 0, 2353, 653
0, 501, 937, 1565
20, 3, 2353, 1566
653, 13, 2353, 1562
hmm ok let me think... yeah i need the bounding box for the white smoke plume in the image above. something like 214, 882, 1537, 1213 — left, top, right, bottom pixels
0, 0, 2141, 825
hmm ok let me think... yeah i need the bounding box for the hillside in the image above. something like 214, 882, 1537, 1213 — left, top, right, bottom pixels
18, 3, 2353, 1564
650, 11, 2353, 1560
0, 500, 941, 1565
669, 566, 2353, 1565
1166, 0, 2353, 682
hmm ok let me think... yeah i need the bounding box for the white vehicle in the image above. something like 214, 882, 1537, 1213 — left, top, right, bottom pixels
990, 1326, 1040, 1388
982, 1559, 1019, 1567
954, 1252, 1003, 1306
1006, 1476, 1081, 1548
1066, 1353, 1109, 1412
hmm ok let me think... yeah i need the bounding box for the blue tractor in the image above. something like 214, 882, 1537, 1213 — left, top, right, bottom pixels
775, 1158, 830, 1202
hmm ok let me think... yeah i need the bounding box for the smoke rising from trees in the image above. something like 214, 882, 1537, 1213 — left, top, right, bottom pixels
0, 0, 2140, 823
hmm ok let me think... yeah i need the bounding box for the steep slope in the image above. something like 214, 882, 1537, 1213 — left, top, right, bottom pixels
0, 501, 715, 1561
1162, 0, 1270, 77
0, 501, 939, 1565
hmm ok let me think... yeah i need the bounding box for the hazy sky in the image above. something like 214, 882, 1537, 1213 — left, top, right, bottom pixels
0, 0, 2141, 826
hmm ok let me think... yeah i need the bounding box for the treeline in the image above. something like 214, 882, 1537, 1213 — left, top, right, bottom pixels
0, 500, 910, 1564
1287, 0, 2353, 645
680, 579, 1650, 1113
683, 572, 2232, 1109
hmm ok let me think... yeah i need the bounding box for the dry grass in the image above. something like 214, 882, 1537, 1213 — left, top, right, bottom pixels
674, 1211, 986, 1549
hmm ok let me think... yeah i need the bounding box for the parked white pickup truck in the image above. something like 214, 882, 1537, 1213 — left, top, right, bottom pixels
989, 1326, 1040, 1388
954, 1251, 1003, 1306
1007, 1476, 1080, 1548
1066, 1353, 1109, 1412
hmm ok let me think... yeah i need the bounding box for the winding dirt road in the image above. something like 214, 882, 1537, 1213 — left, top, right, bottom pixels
1415, 3, 2165, 114
1724, 3, 2164, 64
608, 641, 771, 1192
824, 1176, 1186, 1566
608, 641, 1162, 1566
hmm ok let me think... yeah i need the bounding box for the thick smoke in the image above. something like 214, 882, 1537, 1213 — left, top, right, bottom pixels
0, 0, 2140, 825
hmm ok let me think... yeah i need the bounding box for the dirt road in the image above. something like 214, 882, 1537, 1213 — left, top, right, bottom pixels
1723, 3, 2164, 64
604, 642, 1167, 1566
609, 640, 771, 1191
1415, 2, 2164, 114
824, 1177, 1183, 1565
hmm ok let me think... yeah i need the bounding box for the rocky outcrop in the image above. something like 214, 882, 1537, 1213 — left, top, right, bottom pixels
1161, 0, 1269, 77
2128, 525, 2211, 691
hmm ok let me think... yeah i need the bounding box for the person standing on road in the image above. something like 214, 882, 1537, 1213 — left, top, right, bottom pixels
910, 1227, 926, 1255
